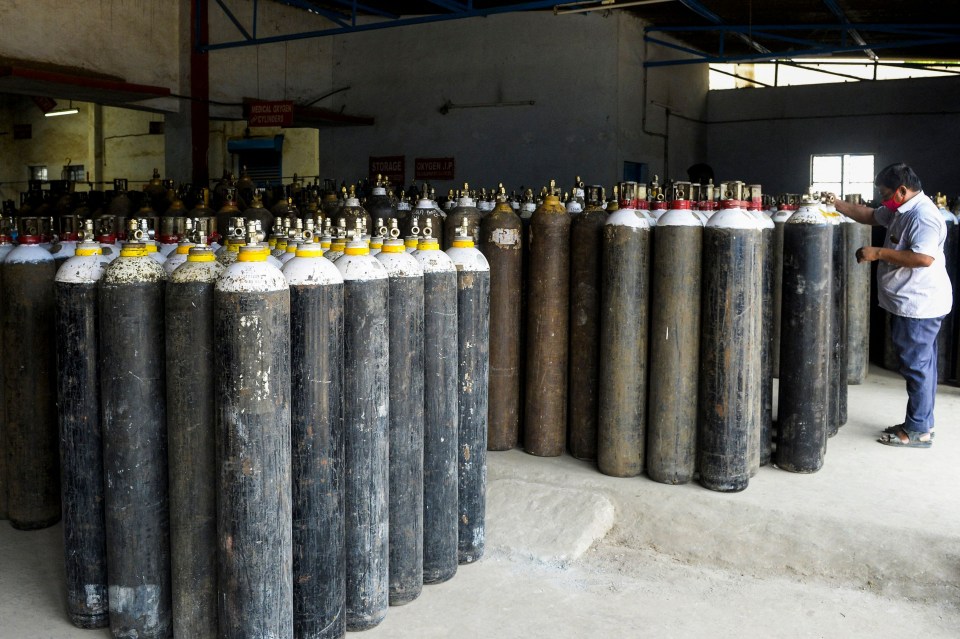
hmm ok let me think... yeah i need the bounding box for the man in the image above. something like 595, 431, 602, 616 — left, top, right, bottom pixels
830, 163, 952, 448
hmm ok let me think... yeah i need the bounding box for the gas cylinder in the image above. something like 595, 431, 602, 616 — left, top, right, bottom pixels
333, 234, 389, 630
821, 196, 847, 434
747, 186, 775, 465
698, 191, 762, 492
215, 240, 292, 639
517, 189, 536, 442
99, 234, 171, 639
777, 194, 831, 473
413, 231, 459, 585
376, 229, 425, 606
215, 187, 242, 239
405, 196, 444, 249
54, 223, 109, 628
163, 218, 196, 276
191, 188, 218, 245
366, 174, 398, 229
771, 195, 796, 377
49, 214, 79, 265
281, 219, 305, 265
108, 178, 132, 221
131, 218, 166, 266
271, 218, 290, 258
598, 182, 651, 478
325, 221, 347, 262
479, 188, 524, 451
446, 221, 490, 564
843, 194, 871, 385
2, 216, 60, 530
244, 191, 274, 237
95, 214, 121, 262
444, 184, 481, 249
935, 193, 958, 382
217, 217, 247, 267
369, 219, 384, 256
339, 186, 371, 235
322, 191, 341, 220
158, 214, 181, 257
647, 190, 702, 485
566, 185, 607, 460
524, 181, 571, 457
283, 239, 345, 638
166, 239, 223, 639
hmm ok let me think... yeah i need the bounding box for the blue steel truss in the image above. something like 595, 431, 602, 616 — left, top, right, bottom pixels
199, 0, 562, 51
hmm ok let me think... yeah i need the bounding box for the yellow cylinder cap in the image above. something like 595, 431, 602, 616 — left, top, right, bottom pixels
75, 246, 102, 256
237, 246, 268, 262
345, 244, 369, 255
418, 239, 440, 250
176, 244, 193, 255
145, 243, 158, 253
296, 246, 324, 258
187, 252, 216, 262
452, 238, 474, 248
120, 245, 148, 257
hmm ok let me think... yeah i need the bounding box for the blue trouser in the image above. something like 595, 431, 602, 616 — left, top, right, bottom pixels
889, 314, 943, 433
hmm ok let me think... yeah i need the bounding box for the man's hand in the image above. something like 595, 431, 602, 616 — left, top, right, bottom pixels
856, 246, 881, 263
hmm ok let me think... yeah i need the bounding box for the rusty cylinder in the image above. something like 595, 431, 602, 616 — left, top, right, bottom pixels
598, 187, 650, 477
166, 244, 224, 639
524, 184, 571, 457
479, 196, 523, 451
770, 202, 794, 377
215, 244, 292, 639
283, 242, 346, 637
776, 198, 832, 473
566, 186, 607, 460
698, 200, 762, 492
646, 200, 702, 484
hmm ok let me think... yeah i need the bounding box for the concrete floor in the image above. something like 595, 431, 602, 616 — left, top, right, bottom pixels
2, 364, 958, 638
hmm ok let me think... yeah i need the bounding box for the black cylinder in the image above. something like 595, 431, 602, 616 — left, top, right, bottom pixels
99, 248, 171, 639
335, 249, 389, 631
829, 218, 848, 435
55, 257, 108, 628
566, 203, 606, 460
215, 253, 292, 639
2, 246, 60, 530
286, 253, 346, 637
375, 245, 425, 606
598, 208, 650, 478
414, 243, 459, 585
698, 208, 762, 492
938, 215, 958, 381
770, 206, 792, 378
446, 242, 490, 565
758, 215, 774, 466
845, 222, 872, 384
776, 209, 832, 473
166, 252, 223, 639
647, 211, 701, 484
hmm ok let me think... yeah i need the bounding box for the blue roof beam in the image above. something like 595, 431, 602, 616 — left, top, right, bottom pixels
822, 0, 876, 60
677, 0, 770, 54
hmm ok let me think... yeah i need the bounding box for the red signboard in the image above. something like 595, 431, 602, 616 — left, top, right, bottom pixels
415, 157, 455, 181
369, 156, 405, 186
247, 100, 294, 127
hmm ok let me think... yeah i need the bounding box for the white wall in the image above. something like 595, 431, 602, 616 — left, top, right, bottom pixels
706, 76, 960, 197
319, 12, 708, 191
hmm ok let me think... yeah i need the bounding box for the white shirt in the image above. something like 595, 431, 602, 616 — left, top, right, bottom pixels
874, 190, 953, 319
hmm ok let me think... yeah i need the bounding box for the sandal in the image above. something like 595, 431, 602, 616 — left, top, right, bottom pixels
882, 424, 935, 439
878, 428, 932, 448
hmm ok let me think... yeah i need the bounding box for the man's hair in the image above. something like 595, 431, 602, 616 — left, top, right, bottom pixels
875, 163, 922, 191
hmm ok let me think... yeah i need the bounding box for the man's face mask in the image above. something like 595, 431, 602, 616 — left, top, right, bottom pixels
880, 186, 903, 211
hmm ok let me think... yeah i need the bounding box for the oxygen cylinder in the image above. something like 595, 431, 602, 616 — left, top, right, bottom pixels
158, 215, 181, 257
822, 198, 847, 434
2, 216, 60, 530
565, 186, 607, 460
446, 220, 490, 564
243, 192, 274, 239
54, 225, 109, 628
935, 193, 958, 382
479, 189, 524, 451
99, 234, 171, 639
443, 184, 481, 249
334, 235, 389, 631
215, 242, 292, 639
413, 231, 459, 585
283, 240, 346, 638
771, 196, 796, 378
217, 216, 247, 267
524, 181, 571, 457
404, 197, 443, 249
598, 182, 651, 478
844, 195, 871, 385
339, 186, 371, 236
747, 187, 775, 466
698, 194, 762, 492
647, 192, 702, 485
325, 219, 347, 262
0, 220, 11, 519
163, 218, 196, 276
517, 189, 536, 441
367, 174, 398, 229
776, 195, 832, 472
376, 231, 425, 606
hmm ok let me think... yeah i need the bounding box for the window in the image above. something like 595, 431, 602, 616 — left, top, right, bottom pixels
810, 154, 874, 201
62, 164, 84, 181
28, 165, 48, 181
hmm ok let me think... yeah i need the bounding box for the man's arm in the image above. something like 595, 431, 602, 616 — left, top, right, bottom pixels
830, 195, 880, 225
857, 246, 934, 267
